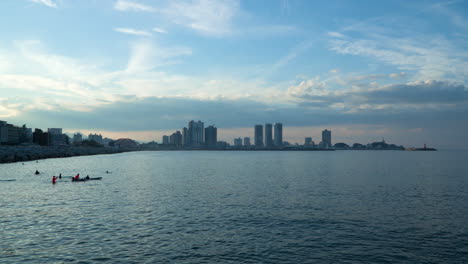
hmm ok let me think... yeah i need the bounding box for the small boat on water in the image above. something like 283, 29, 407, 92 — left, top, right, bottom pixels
0, 179, 16, 182
71, 177, 102, 182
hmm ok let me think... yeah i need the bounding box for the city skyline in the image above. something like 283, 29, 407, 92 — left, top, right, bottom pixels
1, 1, 467, 148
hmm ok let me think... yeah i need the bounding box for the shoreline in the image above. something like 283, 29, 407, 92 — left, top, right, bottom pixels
0, 145, 131, 164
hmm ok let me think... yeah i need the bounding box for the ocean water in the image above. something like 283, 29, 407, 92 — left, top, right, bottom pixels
1, 150, 467, 263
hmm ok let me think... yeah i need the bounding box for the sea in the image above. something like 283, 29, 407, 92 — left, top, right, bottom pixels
0, 150, 467, 263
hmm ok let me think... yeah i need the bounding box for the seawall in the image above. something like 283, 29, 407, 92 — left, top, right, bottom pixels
0, 145, 130, 164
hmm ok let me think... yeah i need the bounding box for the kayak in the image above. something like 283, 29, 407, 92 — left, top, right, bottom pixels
0, 179, 16, 182
71, 178, 87, 182
71, 177, 102, 182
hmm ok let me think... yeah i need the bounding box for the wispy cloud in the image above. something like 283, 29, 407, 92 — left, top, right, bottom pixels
329, 35, 468, 82
327, 31, 346, 38
125, 40, 192, 73
114, 28, 152, 37
153, 27, 167, 34
271, 40, 315, 72
163, 0, 240, 36
29, 0, 57, 8
114, 0, 156, 12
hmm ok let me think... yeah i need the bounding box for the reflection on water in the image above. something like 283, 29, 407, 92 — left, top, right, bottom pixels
1, 150, 467, 263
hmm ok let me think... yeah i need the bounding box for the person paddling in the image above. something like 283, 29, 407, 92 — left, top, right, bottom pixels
74, 173, 80, 180
52, 176, 57, 184
58, 173, 62, 179
35, 170, 40, 175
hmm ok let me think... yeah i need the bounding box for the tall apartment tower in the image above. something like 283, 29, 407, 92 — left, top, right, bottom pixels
274, 123, 283, 146
265, 123, 273, 147
204, 125, 217, 147
182, 127, 189, 146
254, 125, 263, 146
243, 137, 251, 146
322, 129, 332, 148
188, 120, 204, 146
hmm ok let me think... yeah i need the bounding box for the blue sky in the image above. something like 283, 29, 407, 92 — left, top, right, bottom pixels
1, 0, 467, 148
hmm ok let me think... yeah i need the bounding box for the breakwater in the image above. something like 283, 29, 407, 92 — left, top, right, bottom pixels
0, 145, 130, 163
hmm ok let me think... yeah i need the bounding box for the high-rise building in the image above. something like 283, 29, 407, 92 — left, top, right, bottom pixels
188, 120, 204, 146
243, 137, 251, 146
274, 123, 283, 146
234, 137, 242, 146
182, 127, 189, 146
204, 125, 217, 147
322, 129, 332, 148
305, 137, 313, 146
162, 135, 169, 145
265, 123, 273, 147
170, 131, 182, 146
254, 125, 263, 146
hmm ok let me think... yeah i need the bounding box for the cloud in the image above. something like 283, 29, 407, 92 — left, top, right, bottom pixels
153, 27, 167, 34
327, 9, 468, 83
327, 31, 346, 38
114, 28, 152, 37
29, 0, 57, 8
125, 40, 192, 73
162, 0, 240, 36
114, 0, 156, 12
329, 36, 468, 82
288, 78, 468, 112
270, 40, 315, 73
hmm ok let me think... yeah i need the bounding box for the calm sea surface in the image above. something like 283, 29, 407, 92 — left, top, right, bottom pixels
1, 150, 467, 263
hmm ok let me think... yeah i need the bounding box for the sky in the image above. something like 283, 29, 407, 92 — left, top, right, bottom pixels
0, 0, 467, 148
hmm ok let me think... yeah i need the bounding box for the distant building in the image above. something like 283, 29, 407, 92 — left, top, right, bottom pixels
243, 137, 251, 146
73, 133, 83, 144
305, 137, 313, 146
322, 129, 332, 148
113, 138, 138, 149
102, 137, 113, 146
170, 131, 182, 146
88, 133, 103, 144
265, 123, 273, 147
216, 141, 229, 149
234, 137, 242, 146
48, 128, 62, 135
274, 123, 283, 146
162, 135, 169, 145
0, 122, 29, 145
254, 125, 263, 146
204, 125, 217, 147
188, 120, 204, 146
48, 128, 66, 145
182, 127, 189, 146
33, 129, 49, 146
25, 128, 33, 143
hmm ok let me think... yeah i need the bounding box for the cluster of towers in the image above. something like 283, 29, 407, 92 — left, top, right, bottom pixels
254, 123, 283, 147
163, 120, 218, 147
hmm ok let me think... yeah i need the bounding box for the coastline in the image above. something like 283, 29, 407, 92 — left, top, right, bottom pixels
0, 145, 131, 164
